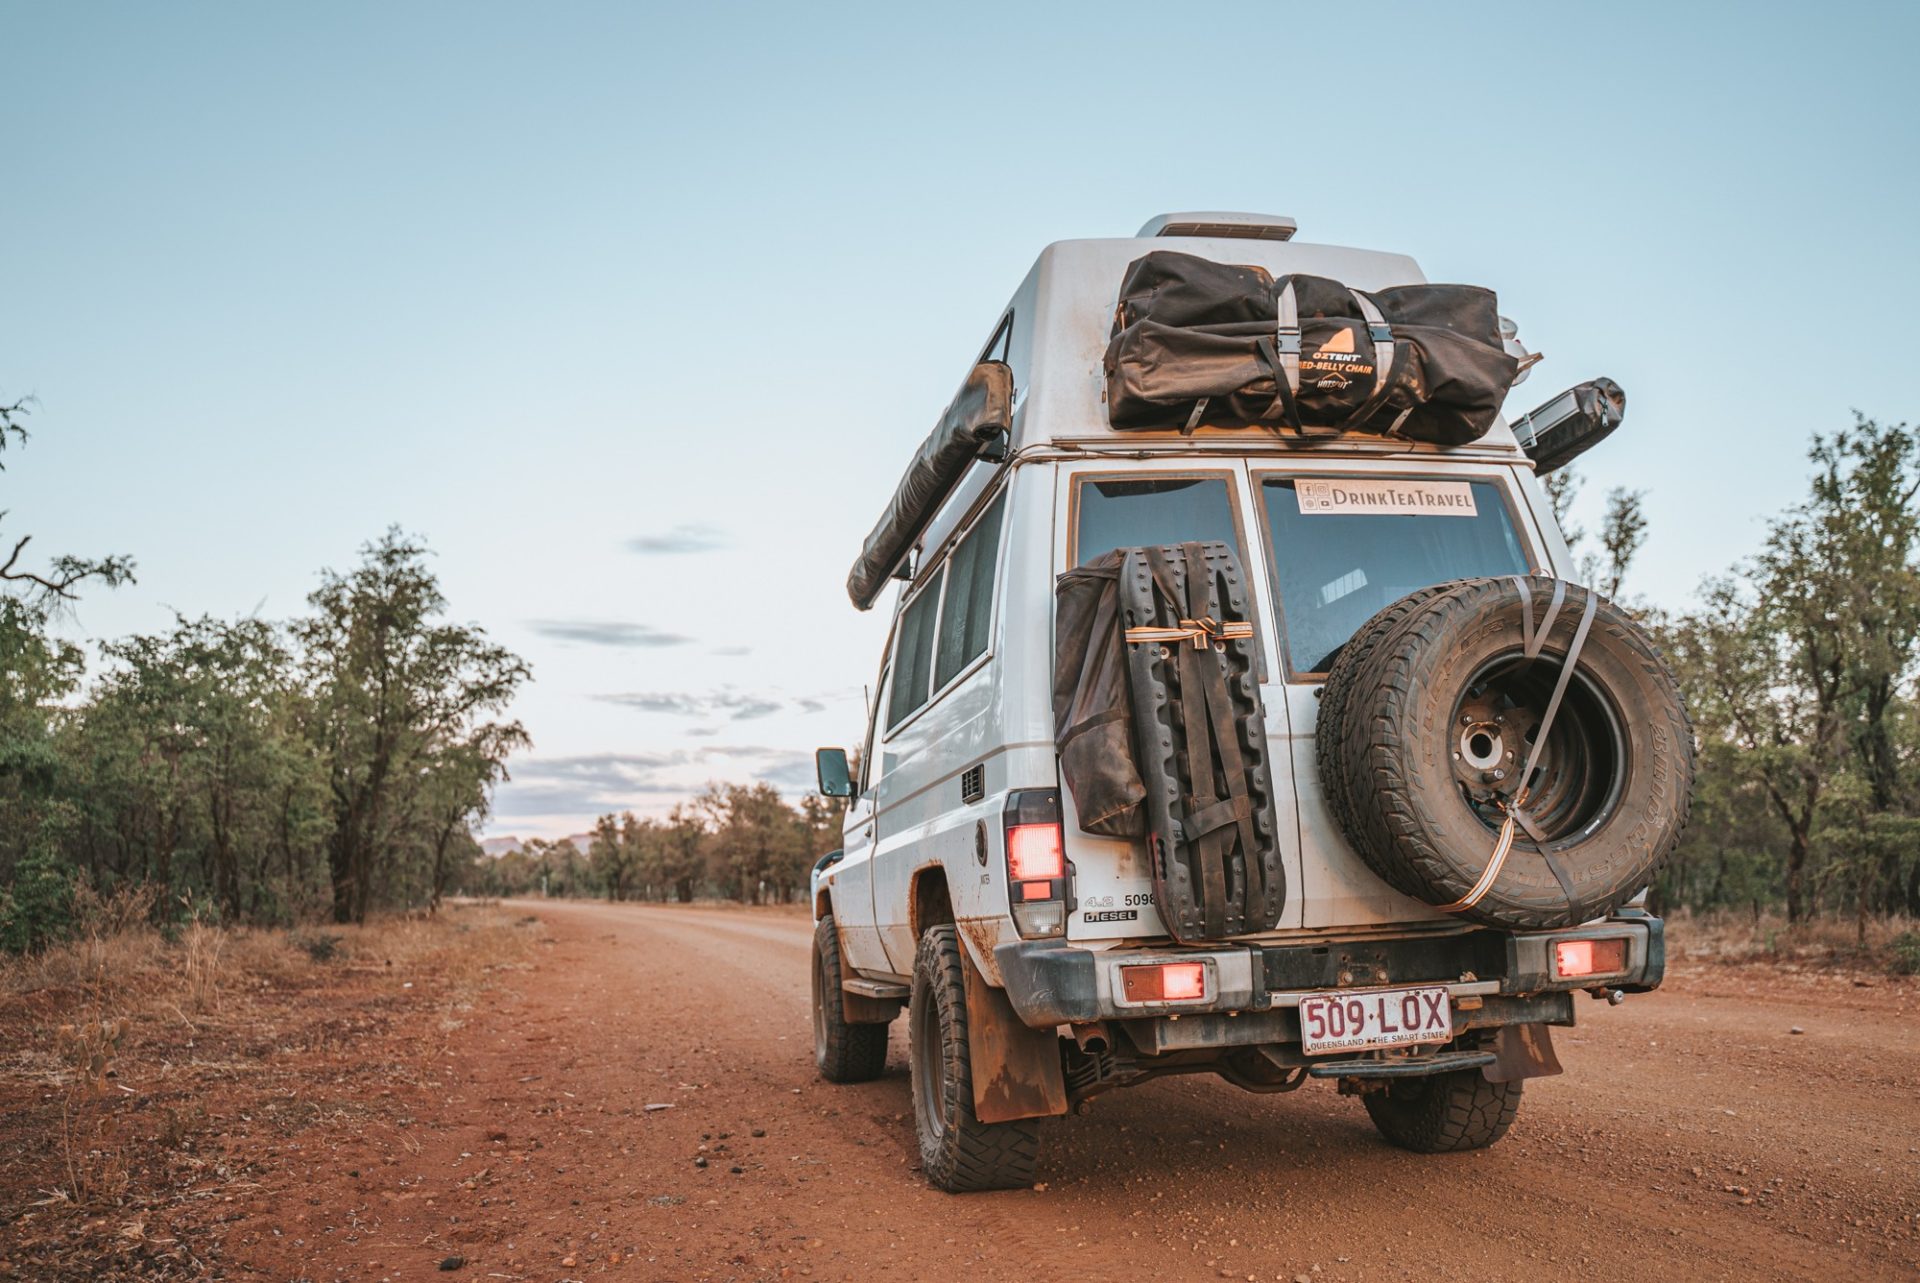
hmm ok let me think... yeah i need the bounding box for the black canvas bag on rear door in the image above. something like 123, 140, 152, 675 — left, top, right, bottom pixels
1053, 540, 1285, 942
1103, 250, 1522, 446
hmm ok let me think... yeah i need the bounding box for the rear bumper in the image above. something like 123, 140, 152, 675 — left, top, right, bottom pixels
992, 910, 1663, 1030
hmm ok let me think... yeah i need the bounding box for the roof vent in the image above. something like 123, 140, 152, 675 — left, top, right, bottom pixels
1136, 211, 1298, 242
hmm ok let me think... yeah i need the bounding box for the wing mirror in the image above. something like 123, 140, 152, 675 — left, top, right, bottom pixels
815, 747, 854, 798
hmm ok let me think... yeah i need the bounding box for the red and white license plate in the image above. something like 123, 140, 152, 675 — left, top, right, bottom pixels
1298, 985, 1453, 1055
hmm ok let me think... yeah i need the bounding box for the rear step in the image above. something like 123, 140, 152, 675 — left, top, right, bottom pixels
1306, 1050, 1495, 1080
844, 976, 909, 1000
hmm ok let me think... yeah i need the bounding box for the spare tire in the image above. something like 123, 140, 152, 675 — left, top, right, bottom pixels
1317, 578, 1694, 930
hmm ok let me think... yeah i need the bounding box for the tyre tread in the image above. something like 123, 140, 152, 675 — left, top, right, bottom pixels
1363, 1069, 1522, 1153
911, 925, 1040, 1193
813, 915, 888, 1084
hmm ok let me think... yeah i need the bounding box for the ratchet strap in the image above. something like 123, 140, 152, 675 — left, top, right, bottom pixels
1123, 617, 1255, 649
1255, 280, 1410, 440
1437, 578, 1601, 917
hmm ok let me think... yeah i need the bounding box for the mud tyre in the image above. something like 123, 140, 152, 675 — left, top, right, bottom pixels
1318, 578, 1694, 929
1362, 1068, 1522, 1153
909, 925, 1039, 1193
812, 915, 888, 1084
1314, 580, 1481, 897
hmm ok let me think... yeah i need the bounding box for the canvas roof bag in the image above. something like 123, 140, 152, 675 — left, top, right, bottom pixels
1103, 250, 1521, 446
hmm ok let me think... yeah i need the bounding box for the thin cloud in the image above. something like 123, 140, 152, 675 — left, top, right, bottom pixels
597, 692, 703, 715
594, 689, 789, 721
528, 620, 692, 648
511, 751, 694, 792
755, 751, 822, 790
626, 524, 729, 555
489, 751, 699, 819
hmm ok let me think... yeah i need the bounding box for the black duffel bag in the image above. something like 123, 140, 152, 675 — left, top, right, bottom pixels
1104, 250, 1523, 446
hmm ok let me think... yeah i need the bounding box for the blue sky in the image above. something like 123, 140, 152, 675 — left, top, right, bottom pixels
5, 1, 1917, 837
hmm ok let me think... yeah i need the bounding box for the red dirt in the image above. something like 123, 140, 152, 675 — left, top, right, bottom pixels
215, 901, 1918, 1283
14, 902, 1914, 1282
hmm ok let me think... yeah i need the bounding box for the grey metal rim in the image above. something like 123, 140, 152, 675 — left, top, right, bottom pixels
1450, 649, 1629, 845
910, 989, 947, 1143
810, 940, 829, 1066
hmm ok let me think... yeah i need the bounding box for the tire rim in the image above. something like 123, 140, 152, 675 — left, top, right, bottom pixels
1448, 651, 1628, 844
811, 942, 829, 1068
911, 989, 947, 1143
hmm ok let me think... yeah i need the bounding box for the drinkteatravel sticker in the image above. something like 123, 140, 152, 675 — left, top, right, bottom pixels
1295, 479, 1478, 517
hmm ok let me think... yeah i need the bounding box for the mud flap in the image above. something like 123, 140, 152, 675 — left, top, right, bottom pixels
1483, 1021, 1563, 1083
958, 937, 1068, 1123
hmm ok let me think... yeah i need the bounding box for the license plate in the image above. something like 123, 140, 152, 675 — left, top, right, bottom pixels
1298, 985, 1452, 1055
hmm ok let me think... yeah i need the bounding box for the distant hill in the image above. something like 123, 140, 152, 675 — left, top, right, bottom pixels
479, 832, 595, 857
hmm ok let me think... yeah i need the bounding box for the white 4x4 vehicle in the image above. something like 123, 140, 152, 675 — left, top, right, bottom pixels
810, 213, 1691, 1193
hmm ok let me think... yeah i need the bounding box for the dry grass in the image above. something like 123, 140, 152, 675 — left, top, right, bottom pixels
1666, 907, 1920, 972
0, 898, 540, 1280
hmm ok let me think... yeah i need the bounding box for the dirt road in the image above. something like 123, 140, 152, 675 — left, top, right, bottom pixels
241, 902, 1919, 1283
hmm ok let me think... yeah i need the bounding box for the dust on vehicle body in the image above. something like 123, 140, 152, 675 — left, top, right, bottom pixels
809, 211, 1691, 1192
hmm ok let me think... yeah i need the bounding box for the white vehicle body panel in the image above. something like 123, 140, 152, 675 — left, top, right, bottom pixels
817, 221, 1573, 986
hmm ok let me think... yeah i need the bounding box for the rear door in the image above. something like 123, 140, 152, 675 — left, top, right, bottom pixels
1054, 458, 1305, 941
1249, 462, 1546, 929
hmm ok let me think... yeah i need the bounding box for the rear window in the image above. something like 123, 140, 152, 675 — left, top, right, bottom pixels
1074, 475, 1243, 566
1260, 476, 1529, 674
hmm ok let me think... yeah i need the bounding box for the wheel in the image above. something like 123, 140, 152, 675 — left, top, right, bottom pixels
812, 915, 888, 1083
1318, 577, 1695, 929
1362, 1068, 1522, 1153
908, 924, 1039, 1192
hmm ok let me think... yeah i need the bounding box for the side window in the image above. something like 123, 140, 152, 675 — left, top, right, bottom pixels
1074, 474, 1244, 566
886, 567, 944, 731
934, 491, 1007, 689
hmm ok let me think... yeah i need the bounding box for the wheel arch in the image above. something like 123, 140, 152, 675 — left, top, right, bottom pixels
909, 861, 955, 940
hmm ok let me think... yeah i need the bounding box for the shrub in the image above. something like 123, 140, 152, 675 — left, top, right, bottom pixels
1891, 931, 1920, 976
0, 845, 78, 954
291, 930, 343, 962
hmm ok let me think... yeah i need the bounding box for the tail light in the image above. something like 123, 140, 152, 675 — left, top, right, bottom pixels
1553, 936, 1629, 979
1120, 962, 1209, 1003
1004, 789, 1069, 938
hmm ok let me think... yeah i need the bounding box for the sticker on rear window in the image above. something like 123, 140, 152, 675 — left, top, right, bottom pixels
1295, 479, 1479, 517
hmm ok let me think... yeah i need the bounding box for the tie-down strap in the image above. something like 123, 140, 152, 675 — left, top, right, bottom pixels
1124, 617, 1254, 649
1437, 578, 1601, 917
1260, 280, 1403, 438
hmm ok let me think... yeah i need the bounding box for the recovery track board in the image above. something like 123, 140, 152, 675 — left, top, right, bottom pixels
1119, 540, 1285, 942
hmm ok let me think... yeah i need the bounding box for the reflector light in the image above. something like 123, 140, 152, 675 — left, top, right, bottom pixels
1120, 962, 1208, 1003
1019, 880, 1051, 901
1554, 937, 1629, 978
1006, 824, 1064, 881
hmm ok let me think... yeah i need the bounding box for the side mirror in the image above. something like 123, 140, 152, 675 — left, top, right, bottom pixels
815, 747, 854, 798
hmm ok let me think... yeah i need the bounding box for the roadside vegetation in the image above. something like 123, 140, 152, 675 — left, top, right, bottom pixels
1548, 417, 1920, 955
476, 783, 844, 906
0, 399, 529, 955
